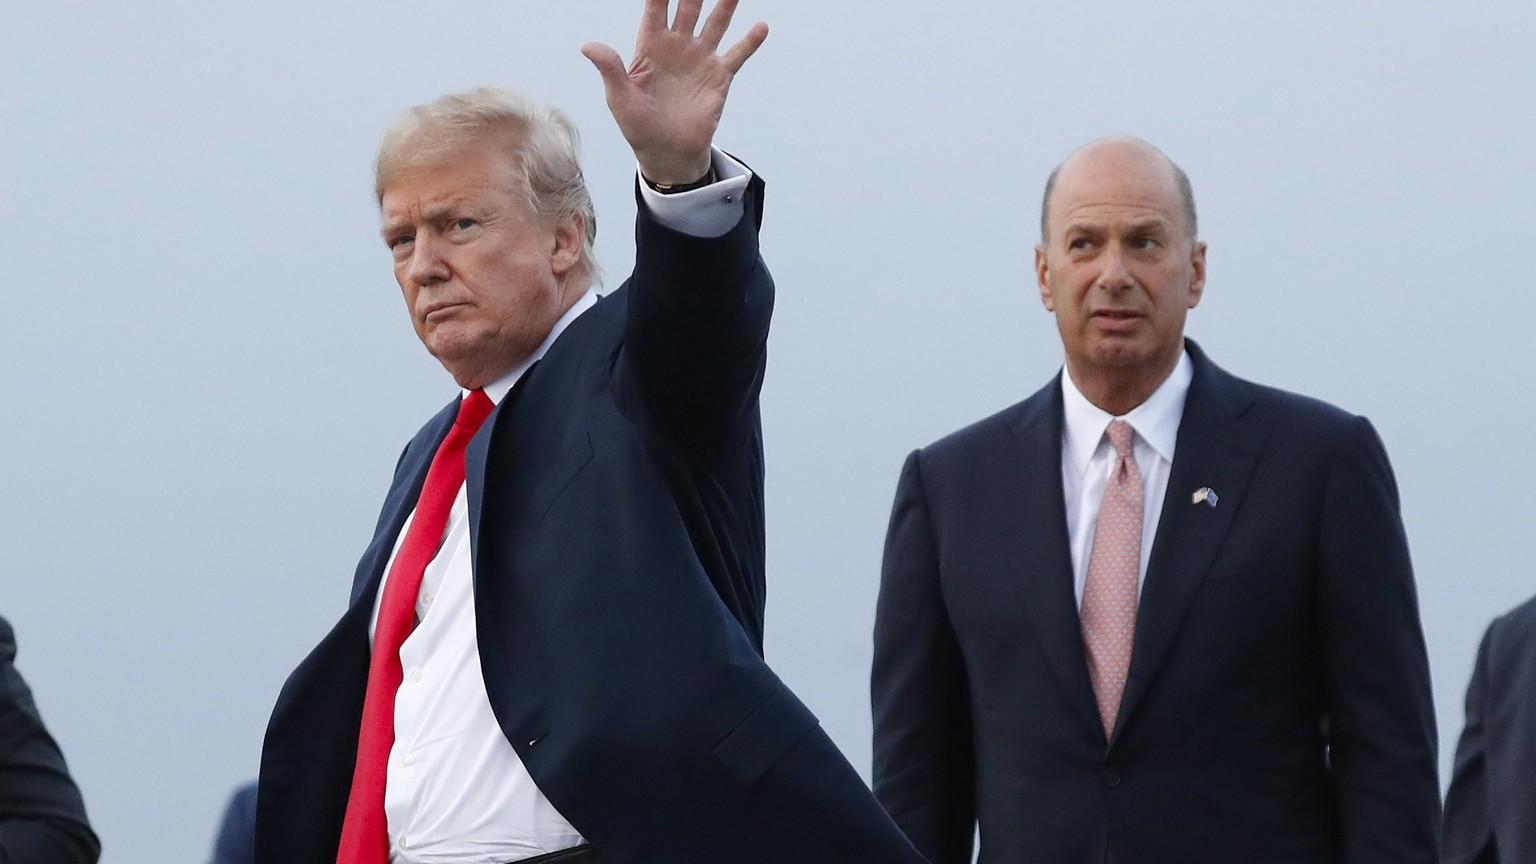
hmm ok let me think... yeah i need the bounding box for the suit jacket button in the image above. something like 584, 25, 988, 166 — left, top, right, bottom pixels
1102, 768, 1122, 787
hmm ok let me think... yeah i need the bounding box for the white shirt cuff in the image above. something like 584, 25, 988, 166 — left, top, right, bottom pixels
637, 148, 753, 239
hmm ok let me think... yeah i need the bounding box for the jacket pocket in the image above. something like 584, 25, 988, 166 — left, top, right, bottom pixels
1187, 567, 1283, 618
712, 680, 819, 784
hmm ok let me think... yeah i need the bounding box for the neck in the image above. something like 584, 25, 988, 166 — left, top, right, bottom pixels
1067, 346, 1182, 417
451, 358, 524, 392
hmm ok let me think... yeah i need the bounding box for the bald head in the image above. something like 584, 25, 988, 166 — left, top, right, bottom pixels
1040, 136, 1197, 244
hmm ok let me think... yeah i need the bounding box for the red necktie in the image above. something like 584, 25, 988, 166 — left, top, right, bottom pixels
1081, 419, 1143, 738
335, 389, 496, 864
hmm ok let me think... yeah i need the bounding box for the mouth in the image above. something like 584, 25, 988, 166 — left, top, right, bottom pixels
1090, 308, 1145, 333
420, 301, 468, 322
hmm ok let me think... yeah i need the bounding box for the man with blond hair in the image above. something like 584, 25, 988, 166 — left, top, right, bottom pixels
872, 136, 1440, 862
256, 2, 924, 863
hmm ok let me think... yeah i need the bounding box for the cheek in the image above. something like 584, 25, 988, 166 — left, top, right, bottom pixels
1056, 281, 1092, 318
397, 279, 421, 316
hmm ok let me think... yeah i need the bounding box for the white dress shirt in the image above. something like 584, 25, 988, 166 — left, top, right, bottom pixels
368, 149, 753, 864
1060, 348, 1193, 608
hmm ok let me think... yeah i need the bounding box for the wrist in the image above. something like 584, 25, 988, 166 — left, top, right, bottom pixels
642, 165, 716, 194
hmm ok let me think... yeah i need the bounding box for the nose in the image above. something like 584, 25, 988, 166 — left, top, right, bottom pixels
405, 234, 451, 287
1095, 244, 1134, 293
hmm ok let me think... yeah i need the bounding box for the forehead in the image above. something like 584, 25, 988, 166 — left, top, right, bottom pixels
1048, 144, 1184, 234
380, 139, 524, 221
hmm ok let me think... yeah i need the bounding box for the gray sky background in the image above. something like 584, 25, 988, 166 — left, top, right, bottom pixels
3, 1, 1534, 861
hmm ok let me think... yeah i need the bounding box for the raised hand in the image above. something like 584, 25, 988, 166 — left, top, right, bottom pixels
581, 0, 768, 186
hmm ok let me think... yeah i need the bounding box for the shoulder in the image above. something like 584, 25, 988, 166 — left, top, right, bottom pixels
1467, 595, 1536, 701
885, 379, 1058, 511
1240, 379, 1377, 462
1190, 347, 1384, 471
1193, 346, 1364, 436
915, 381, 1054, 470
217, 780, 260, 838
0, 616, 13, 664
1245, 379, 1362, 433
1488, 594, 1536, 655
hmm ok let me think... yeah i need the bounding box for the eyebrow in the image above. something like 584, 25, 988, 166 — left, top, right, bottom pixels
379, 202, 463, 240
1125, 218, 1172, 234
1061, 221, 1104, 236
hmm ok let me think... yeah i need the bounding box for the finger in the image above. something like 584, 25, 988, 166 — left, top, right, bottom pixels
640, 0, 669, 33
698, 0, 739, 49
580, 42, 630, 96
721, 21, 768, 73
672, 0, 704, 35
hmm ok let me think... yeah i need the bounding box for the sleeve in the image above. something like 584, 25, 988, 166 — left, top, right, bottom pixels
1441, 621, 1501, 864
871, 450, 977, 864
637, 148, 752, 239
0, 620, 101, 864
618, 162, 772, 461
1316, 417, 1442, 863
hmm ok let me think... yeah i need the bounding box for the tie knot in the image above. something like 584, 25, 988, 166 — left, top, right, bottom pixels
455, 389, 496, 433
1106, 419, 1136, 460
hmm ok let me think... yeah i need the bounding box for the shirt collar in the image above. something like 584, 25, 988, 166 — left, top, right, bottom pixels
470, 289, 600, 404
1060, 346, 1193, 478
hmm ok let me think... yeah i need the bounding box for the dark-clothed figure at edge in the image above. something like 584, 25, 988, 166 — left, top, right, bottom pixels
0, 615, 99, 864
1443, 593, 1536, 863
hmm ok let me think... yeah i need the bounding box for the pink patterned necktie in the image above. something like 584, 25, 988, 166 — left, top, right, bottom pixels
1081, 418, 1143, 738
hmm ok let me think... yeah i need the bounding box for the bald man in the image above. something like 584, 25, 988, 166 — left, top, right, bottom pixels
871, 137, 1441, 863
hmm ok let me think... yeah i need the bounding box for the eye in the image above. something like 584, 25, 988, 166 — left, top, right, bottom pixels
1068, 237, 1093, 251
452, 218, 477, 231
387, 233, 413, 250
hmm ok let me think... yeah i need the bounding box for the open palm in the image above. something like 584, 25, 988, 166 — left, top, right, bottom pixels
583, 0, 768, 185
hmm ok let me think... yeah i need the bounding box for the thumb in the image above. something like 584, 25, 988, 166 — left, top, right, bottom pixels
580, 42, 628, 95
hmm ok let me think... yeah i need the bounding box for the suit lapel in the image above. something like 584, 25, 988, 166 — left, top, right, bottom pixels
348, 398, 458, 610
465, 401, 500, 579
466, 361, 541, 583
1113, 346, 1263, 743
1003, 379, 1104, 735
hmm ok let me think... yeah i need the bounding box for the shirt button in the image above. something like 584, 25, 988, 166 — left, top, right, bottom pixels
398, 836, 409, 849
408, 668, 422, 684
1102, 768, 1122, 787
421, 592, 434, 607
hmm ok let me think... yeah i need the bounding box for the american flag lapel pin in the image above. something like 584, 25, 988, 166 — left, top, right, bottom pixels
1191, 487, 1219, 507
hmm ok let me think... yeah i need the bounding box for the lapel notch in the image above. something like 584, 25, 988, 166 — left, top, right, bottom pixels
348, 398, 459, 610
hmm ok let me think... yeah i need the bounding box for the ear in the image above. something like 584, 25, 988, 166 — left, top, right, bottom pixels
1186, 240, 1207, 309
549, 212, 585, 278
1035, 244, 1055, 311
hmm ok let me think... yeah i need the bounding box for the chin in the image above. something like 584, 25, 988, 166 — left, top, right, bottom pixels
1086, 341, 1149, 366
424, 341, 481, 378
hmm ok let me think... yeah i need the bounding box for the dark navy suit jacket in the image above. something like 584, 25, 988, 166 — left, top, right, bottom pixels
873, 342, 1441, 864
256, 178, 923, 864
1443, 595, 1536, 863
0, 616, 99, 864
